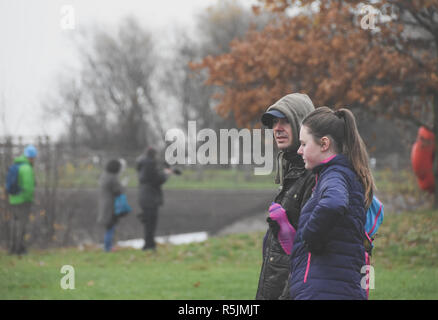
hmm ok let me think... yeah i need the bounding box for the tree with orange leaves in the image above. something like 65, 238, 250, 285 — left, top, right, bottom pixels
195, 0, 438, 206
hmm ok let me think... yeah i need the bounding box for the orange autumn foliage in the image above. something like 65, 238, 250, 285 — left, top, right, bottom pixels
193, 0, 438, 129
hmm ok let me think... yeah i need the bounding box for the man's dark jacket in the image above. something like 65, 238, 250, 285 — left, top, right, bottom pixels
137, 156, 167, 209
256, 153, 314, 299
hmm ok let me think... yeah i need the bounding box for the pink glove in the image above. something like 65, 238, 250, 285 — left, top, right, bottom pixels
268, 202, 296, 255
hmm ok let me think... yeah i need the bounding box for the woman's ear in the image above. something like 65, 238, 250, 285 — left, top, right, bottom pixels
320, 136, 331, 152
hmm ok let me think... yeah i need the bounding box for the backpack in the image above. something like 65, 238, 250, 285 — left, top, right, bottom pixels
5, 163, 22, 195
363, 195, 383, 298
114, 194, 132, 217
363, 195, 384, 256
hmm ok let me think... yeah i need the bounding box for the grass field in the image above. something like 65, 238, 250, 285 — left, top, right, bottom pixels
1, 209, 437, 300
38, 164, 277, 190
39, 164, 422, 193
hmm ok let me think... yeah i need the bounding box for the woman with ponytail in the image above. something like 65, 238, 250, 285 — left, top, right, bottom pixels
287, 106, 374, 300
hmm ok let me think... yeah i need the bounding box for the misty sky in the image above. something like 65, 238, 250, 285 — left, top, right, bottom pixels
0, 0, 255, 140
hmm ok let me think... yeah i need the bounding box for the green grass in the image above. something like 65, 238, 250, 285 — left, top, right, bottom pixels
0, 233, 263, 300
163, 168, 275, 190
1, 210, 437, 300
369, 209, 438, 300
372, 168, 426, 196
36, 165, 277, 190
36, 165, 421, 192
371, 266, 438, 299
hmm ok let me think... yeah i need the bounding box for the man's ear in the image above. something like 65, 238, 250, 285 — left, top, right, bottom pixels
320, 136, 331, 152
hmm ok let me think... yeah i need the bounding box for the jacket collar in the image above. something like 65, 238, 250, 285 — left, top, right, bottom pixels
275, 149, 306, 184
14, 155, 30, 165
312, 153, 351, 175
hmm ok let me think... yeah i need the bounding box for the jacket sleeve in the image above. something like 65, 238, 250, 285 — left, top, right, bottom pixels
300, 173, 316, 209
302, 172, 349, 252
136, 156, 145, 172
153, 169, 168, 186
111, 177, 124, 197
142, 161, 168, 187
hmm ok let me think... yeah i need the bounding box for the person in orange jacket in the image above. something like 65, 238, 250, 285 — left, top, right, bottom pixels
411, 126, 435, 193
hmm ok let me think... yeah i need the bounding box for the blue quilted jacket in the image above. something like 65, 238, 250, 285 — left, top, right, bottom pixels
289, 154, 368, 300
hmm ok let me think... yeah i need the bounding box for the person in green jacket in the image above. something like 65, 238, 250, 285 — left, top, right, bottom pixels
8, 144, 37, 255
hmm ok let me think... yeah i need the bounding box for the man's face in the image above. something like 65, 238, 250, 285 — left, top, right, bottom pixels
273, 117, 293, 150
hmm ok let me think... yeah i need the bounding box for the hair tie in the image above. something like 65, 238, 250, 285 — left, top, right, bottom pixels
334, 110, 344, 119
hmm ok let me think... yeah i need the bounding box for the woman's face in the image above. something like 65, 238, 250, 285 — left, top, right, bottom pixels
297, 125, 326, 170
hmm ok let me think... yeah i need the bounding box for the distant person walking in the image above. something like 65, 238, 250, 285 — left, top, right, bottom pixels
136, 147, 172, 251
256, 93, 316, 300
98, 159, 125, 252
6, 144, 37, 255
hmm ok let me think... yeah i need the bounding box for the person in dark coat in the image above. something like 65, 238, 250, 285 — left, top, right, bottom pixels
136, 147, 171, 251
289, 107, 375, 300
98, 159, 124, 252
255, 93, 316, 300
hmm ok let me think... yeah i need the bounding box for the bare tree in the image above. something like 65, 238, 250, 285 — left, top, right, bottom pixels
44, 3, 273, 151
80, 17, 163, 151
44, 16, 164, 152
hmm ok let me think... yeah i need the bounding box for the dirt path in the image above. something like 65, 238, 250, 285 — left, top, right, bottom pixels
34, 188, 276, 246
